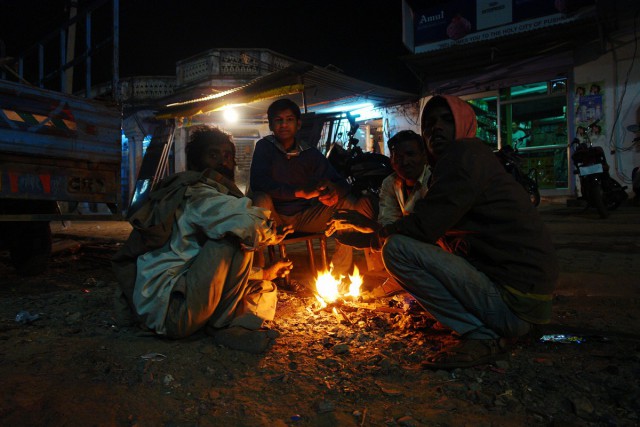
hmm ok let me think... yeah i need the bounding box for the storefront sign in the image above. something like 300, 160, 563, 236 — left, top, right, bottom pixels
477, 0, 512, 30
412, 0, 595, 53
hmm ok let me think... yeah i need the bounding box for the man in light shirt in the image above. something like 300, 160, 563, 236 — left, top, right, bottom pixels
326, 129, 429, 237
115, 126, 292, 353
326, 130, 429, 295
378, 130, 431, 226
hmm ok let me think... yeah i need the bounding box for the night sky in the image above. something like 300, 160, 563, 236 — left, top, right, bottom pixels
1, 0, 419, 93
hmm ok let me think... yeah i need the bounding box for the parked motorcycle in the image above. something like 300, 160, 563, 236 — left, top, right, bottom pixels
495, 146, 541, 206
570, 121, 628, 218
326, 116, 392, 197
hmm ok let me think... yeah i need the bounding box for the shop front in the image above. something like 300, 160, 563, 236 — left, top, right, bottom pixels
463, 77, 570, 195
401, 0, 640, 200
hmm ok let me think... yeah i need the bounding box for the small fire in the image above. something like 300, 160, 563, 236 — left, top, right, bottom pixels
315, 264, 363, 308
346, 265, 362, 298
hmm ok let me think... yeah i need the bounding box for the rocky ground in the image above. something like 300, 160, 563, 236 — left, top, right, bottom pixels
0, 202, 639, 426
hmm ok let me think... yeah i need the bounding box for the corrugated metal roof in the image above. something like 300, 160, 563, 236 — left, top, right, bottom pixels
156, 61, 418, 119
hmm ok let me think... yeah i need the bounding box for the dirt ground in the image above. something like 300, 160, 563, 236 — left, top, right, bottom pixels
1, 202, 639, 426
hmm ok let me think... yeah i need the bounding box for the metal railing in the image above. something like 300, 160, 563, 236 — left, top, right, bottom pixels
1, 0, 119, 100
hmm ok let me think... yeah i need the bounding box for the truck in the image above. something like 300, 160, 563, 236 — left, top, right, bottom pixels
0, 79, 122, 275
0, 0, 122, 275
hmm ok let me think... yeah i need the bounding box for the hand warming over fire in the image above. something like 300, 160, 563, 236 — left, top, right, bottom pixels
271, 224, 294, 245
325, 209, 380, 236
294, 187, 321, 199
263, 260, 293, 281
317, 182, 339, 207
295, 180, 328, 200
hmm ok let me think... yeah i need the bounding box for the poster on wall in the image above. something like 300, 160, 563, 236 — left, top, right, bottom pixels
574, 81, 605, 147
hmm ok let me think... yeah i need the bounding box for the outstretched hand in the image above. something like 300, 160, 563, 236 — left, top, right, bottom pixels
318, 182, 339, 207
295, 180, 325, 200
271, 224, 294, 245
295, 187, 321, 199
295, 181, 339, 206
325, 209, 380, 236
263, 260, 293, 281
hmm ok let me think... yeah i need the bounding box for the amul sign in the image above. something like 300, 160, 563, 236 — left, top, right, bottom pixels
411, 0, 595, 53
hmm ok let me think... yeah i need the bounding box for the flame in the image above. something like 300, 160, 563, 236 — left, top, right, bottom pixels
346, 265, 362, 297
314, 264, 363, 308
315, 268, 339, 307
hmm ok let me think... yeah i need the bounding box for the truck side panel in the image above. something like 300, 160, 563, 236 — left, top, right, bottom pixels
0, 79, 121, 207
1, 153, 119, 204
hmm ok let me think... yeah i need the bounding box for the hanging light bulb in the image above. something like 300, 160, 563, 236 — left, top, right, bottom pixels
223, 108, 239, 123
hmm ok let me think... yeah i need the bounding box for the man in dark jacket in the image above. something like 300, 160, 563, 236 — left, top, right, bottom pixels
330, 95, 558, 368
249, 99, 374, 278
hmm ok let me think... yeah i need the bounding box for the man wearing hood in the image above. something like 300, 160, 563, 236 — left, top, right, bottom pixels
331, 95, 558, 368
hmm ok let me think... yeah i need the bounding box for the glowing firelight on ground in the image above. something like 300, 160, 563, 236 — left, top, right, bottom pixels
315, 265, 363, 308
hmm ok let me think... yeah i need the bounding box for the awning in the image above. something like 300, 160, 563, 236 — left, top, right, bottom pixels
155, 62, 418, 120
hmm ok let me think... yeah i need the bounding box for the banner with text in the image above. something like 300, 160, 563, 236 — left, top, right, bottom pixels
413, 0, 595, 54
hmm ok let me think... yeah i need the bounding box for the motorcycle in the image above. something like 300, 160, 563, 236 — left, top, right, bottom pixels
570, 121, 628, 218
495, 145, 541, 206
326, 115, 392, 197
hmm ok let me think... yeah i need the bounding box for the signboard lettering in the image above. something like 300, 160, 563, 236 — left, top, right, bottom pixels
412, 0, 595, 53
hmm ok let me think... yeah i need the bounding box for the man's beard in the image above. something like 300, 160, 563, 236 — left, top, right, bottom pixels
215, 166, 235, 180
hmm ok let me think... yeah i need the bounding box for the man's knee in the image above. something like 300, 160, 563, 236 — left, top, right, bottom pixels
338, 194, 376, 220
357, 194, 378, 219
381, 234, 404, 261
381, 234, 406, 273
382, 234, 442, 272
197, 238, 253, 276
250, 192, 283, 224
250, 191, 273, 209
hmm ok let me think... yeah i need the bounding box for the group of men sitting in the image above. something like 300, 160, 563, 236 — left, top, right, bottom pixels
113, 95, 558, 369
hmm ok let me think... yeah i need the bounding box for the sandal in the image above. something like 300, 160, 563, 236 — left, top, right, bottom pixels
422, 338, 508, 370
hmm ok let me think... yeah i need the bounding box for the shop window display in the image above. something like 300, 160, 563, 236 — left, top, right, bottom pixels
465, 79, 569, 190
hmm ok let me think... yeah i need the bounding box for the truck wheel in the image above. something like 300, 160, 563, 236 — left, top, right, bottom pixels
9, 222, 52, 276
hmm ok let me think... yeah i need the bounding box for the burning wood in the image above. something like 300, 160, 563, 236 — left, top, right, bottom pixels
314, 264, 363, 307
313, 299, 354, 324
311, 265, 368, 324
309, 264, 409, 324
314, 264, 384, 324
